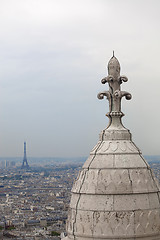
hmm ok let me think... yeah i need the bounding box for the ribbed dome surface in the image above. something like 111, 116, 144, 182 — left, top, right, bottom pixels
64, 55, 160, 240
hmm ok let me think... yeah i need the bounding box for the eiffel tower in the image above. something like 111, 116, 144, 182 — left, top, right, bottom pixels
21, 142, 29, 169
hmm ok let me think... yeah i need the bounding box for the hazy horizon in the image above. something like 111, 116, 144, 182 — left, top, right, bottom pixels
0, 155, 159, 163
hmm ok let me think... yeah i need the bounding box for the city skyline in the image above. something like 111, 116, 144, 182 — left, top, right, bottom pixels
0, 0, 160, 157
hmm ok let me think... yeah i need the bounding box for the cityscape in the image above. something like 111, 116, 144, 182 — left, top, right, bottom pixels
0, 154, 160, 239
0, 156, 82, 239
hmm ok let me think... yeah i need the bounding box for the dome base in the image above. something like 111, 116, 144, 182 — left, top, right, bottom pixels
63, 234, 160, 240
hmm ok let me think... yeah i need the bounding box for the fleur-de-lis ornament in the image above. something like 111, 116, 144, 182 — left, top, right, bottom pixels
97, 52, 132, 129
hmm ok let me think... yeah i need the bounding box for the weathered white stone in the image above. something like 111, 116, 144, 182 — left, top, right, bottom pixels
63, 55, 160, 240
114, 154, 147, 168
129, 168, 158, 193
86, 154, 114, 169
114, 194, 150, 211
94, 140, 140, 155
77, 194, 114, 211
79, 169, 132, 194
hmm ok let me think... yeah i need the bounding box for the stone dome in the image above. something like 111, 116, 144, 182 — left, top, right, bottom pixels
64, 55, 160, 240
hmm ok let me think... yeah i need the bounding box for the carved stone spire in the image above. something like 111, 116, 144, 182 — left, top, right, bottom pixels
98, 55, 131, 129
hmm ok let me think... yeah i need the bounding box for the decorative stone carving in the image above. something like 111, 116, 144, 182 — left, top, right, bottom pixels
97, 52, 132, 129
63, 54, 160, 240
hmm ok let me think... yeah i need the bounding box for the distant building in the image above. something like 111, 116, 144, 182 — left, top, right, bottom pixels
21, 142, 29, 169
10, 161, 16, 167
5, 160, 8, 168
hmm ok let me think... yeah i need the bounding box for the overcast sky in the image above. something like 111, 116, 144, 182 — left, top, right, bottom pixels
0, 0, 159, 157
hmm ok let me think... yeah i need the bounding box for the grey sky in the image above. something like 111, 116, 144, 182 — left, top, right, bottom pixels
0, 0, 159, 157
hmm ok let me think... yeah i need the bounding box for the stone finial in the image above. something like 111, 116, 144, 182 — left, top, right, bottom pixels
97, 54, 132, 129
